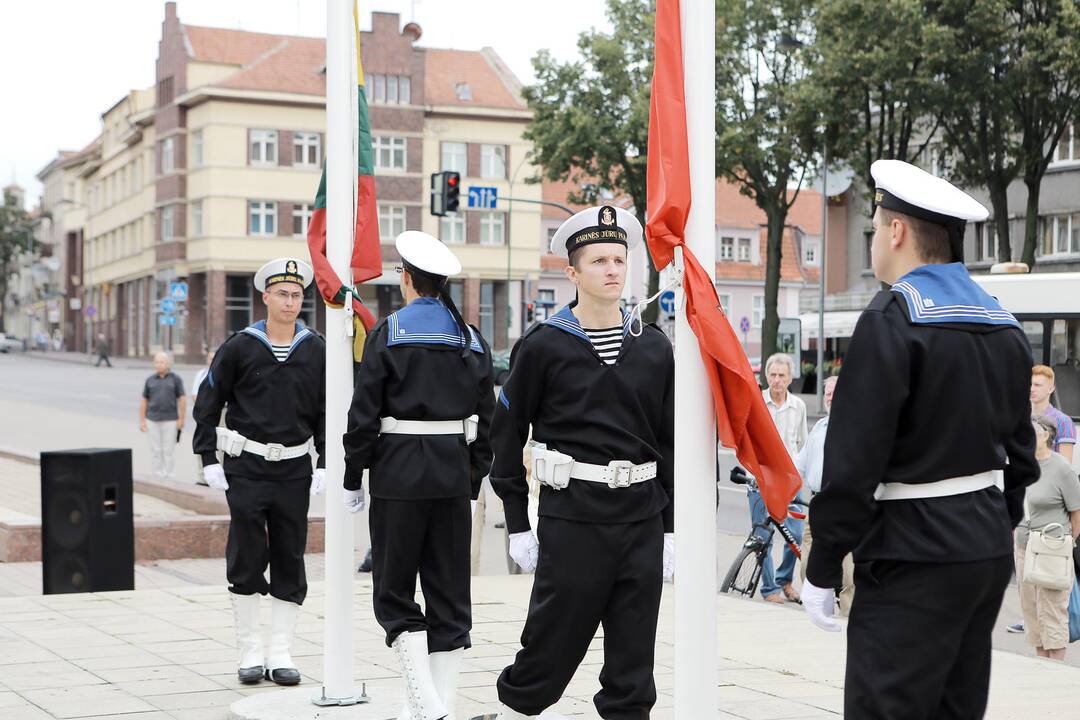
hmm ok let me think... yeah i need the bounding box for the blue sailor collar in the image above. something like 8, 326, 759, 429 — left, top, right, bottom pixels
240, 320, 314, 359
387, 297, 483, 352
891, 263, 1019, 327
542, 302, 632, 345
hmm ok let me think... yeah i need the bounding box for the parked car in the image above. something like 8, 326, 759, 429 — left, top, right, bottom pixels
0, 333, 27, 353
491, 349, 510, 386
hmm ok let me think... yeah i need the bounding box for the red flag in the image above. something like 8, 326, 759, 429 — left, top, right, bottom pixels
645, 0, 802, 521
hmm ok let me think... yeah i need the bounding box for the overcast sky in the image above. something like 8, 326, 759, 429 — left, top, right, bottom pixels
0, 0, 610, 204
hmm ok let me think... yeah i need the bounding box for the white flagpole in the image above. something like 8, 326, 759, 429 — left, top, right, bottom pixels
319, 0, 358, 704
674, 0, 717, 717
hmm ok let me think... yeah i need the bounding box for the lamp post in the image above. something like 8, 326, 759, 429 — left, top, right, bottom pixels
817, 141, 828, 413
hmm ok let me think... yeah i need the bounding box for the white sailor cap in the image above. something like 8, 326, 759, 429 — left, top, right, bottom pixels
395, 230, 462, 277
254, 257, 314, 291
550, 204, 643, 258
871, 159, 988, 262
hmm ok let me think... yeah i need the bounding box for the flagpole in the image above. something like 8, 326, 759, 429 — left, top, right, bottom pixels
319, 0, 358, 704
674, 0, 717, 717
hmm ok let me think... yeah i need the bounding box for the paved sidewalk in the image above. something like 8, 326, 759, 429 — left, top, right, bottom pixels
1, 573, 1078, 720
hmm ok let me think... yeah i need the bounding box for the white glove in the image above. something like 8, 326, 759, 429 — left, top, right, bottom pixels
508, 531, 539, 573
203, 463, 228, 491
662, 533, 675, 582
343, 487, 365, 513
310, 468, 326, 496
802, 580, 841, 632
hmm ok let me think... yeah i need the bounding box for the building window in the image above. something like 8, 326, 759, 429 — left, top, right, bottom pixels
1039, 214, 1080, 256
293, 203, 314, 237
719, 236, 734, 261
378, 204, 407, 242
480, 144, 506, 178
718, 293, 732, 317
190, 200, 203, 237
864, 230, 874, 269
479, 281, 495, 342
975, 222, 998, 262
160, 138, 174, 174
440, 214, 466, 245
133, 159, 141, 190
226, 274, 253, 334
399, 76, 411, 104
373, 136, 407, 170
441, 142, 467, 173
293, 132, 320, 166
192, 130, 204, 167
248, 201, 276, 236
455, 83, 473, 101
737, 237, 752, 263
161, 206, 175, 241
366, 74, 411, 104
752, 295, 764, 328
250, 129, 277, 164
479, 211, 505, 245
804, 239, 818, 266
1057, 122, 1077, 162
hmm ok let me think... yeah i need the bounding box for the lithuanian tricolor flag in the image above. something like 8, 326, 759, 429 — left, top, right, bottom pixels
307, 1, 380, 360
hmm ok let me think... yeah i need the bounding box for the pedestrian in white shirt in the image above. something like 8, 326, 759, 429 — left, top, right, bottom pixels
746, 353, 808, 603
796, 375, 854, 615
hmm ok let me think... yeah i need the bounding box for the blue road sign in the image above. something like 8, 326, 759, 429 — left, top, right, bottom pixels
739, 316, 751, 334
84, 305, 96, 318
170, 281, 188, 302
159, 314, 177, 326
659, 290, 676, 315
160, 297, 177, 314
467, 186, 498, 209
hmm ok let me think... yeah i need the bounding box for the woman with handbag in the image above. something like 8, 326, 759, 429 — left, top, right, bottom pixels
1016, 416, 1080, 660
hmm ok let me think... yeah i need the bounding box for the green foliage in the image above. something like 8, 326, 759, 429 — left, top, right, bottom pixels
522, 0, 659, 319
716, 0, 820, 366
0, 190, 33, 333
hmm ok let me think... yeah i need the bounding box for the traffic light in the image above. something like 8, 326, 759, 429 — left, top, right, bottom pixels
445, 171, 460, 213
429, 171, 462, 217
526, 302, 535, 323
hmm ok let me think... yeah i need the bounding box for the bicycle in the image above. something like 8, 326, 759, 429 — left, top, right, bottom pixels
720, 467, 808, 599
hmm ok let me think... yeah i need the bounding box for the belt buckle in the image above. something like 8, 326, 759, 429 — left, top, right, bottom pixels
264, 443, 285, 462
607, 460, 633, 489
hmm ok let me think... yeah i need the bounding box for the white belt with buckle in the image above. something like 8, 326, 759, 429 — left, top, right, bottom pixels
874, 469, 1003, 501
216, 428, 311, 462
569, 459, 657, 489
380, 415, 479, 444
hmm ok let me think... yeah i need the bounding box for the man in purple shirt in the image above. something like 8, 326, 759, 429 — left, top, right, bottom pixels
1032, 365, 1076, 462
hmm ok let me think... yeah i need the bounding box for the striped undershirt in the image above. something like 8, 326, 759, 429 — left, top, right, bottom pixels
584, 326, 623, 365
270, 343, 290, 363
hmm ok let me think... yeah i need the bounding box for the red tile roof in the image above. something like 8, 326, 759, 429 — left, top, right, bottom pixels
715, 179, 822, 235
424, 48, 525, 110
183, 26, 286, 67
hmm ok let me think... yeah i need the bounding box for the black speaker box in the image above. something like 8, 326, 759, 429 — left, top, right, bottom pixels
40, 448, 134, 594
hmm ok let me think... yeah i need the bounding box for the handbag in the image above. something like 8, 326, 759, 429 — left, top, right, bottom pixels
1068, 578, 1080, 643
1024, 522, 1076, 591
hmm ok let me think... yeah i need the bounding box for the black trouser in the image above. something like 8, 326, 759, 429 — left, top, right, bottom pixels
497, 514, 664, 720
96, 353, 111, 367
224, 475, 310, 604
845, 555, 1013, 719
370, 496, 472, 652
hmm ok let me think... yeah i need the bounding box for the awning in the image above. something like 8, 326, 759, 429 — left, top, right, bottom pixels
799, 310, 862, 346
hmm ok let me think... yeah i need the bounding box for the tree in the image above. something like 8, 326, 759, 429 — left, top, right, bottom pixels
1009, 0, 1080, 266
0, 189, 33, 334
813, 0, 942, 218
716, 0, 820, 365
522, 0, 659, 320
929, 0, 1022, 262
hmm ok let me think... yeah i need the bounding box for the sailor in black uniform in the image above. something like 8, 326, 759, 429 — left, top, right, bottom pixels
802, 160, 1039, 718
343, 231, 494, 720
483, 206, 675, 720
192, 257, 326, 687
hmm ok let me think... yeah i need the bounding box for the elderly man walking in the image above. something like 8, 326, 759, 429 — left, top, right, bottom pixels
746, 352, 807, 604
139, 352, 185, 482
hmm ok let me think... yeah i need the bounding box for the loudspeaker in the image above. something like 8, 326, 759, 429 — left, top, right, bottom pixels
40, 449, 134, 594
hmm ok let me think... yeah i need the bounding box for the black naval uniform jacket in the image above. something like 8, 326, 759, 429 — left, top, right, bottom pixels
489, 305, 675, 535
343, 305, 495, 500
806, 289, 1039, 589
192, 321, 326, 481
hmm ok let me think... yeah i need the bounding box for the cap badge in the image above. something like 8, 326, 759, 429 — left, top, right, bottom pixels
286, 260, 298, 274
599, 206, 616, 227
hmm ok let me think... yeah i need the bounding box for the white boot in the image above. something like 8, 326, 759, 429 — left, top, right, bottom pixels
264, 597, 301, 685
429, 648, 463, 720
230, 593, 264, 684
393, 631, 448, 720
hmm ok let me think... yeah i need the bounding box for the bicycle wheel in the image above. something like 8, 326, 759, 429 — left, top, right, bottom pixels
720, 543, 763, 597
